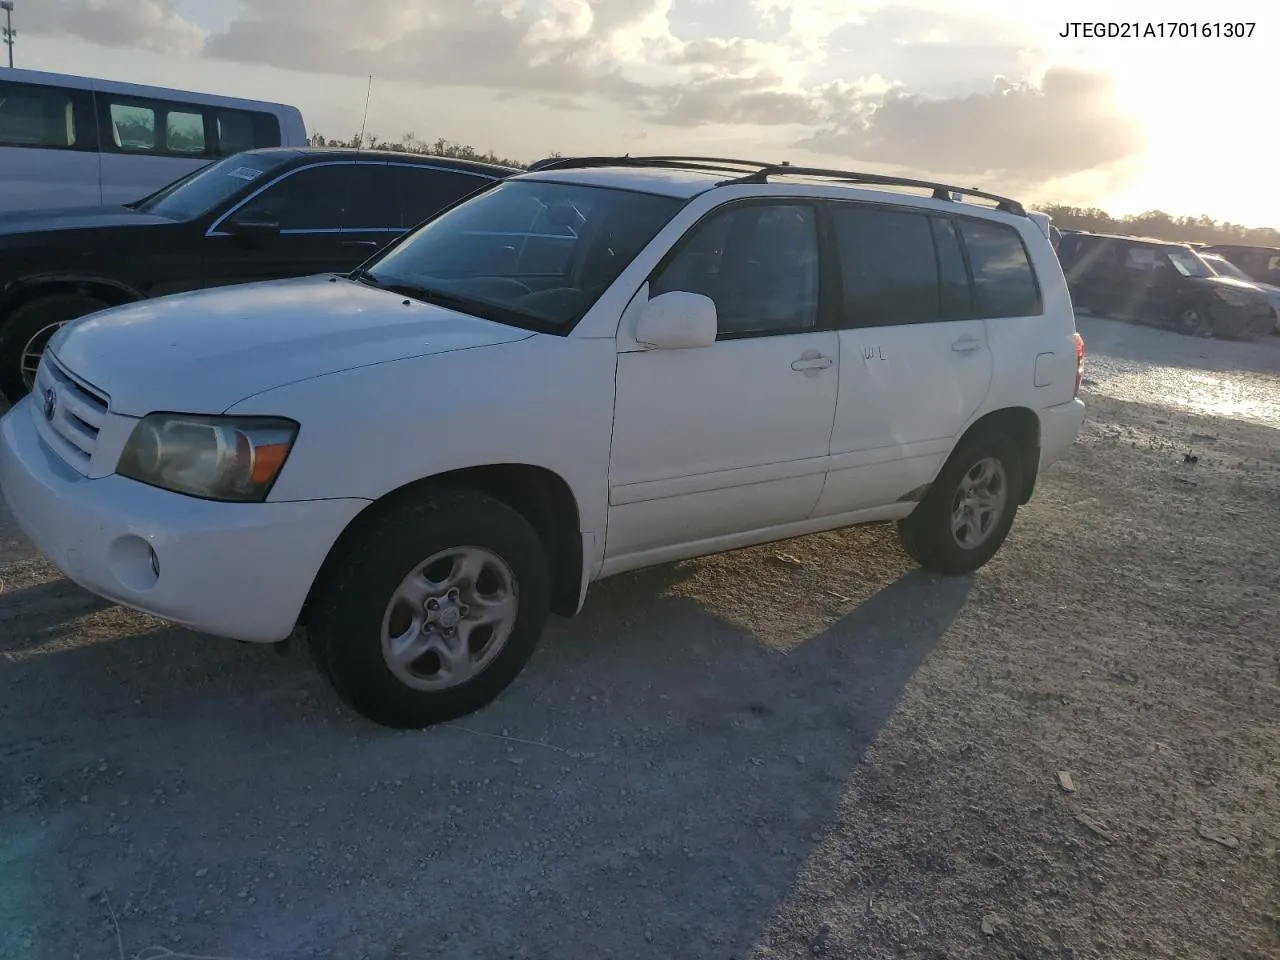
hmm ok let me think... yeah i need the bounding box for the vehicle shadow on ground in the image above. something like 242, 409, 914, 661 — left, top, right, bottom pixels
0, 578, 113, 654
0, 558, 971, 960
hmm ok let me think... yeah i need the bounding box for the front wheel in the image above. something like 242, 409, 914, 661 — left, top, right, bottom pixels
0, 293, 109, 402
898, 433, 1023, 575
308, 489, 551, 728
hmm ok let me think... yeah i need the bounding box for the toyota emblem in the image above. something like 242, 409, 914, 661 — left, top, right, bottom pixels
42, 387, 57, 421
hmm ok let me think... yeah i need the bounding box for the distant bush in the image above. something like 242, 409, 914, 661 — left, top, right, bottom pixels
308, 132, 527, 169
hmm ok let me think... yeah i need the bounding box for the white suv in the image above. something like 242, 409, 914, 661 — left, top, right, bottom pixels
0, 157, 1086, 728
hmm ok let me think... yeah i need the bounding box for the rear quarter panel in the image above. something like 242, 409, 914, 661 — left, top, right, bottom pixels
977, 218, 1081, 420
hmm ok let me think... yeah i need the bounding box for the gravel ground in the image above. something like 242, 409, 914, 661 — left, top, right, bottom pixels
1, 317, 1277, 960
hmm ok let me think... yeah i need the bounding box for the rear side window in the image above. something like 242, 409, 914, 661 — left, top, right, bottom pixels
102, 97, 280, 158
956, 219, 1042, 317
109, 102, 159, 151
215, 110, 281, 155
392, 166, 494, 228
0, 81, 78, 148
338, 164, 402, 230
831, 204, 939, 325
166, 110, 206, 154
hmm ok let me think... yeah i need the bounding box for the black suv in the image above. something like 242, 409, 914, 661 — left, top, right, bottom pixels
0, 148, 518, 400
1199, 244, 1280, 286
1057, 232, 1274, 339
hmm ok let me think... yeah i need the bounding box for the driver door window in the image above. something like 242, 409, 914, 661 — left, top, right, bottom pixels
650, 202, 820, 338
234, 164, 354, 231
203, 164, 355, 288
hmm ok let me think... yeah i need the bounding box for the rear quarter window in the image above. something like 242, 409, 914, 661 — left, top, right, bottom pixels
956, 219, 1042, 318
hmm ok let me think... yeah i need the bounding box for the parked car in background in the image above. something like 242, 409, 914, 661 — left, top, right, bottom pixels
1200, 251, 1280, 333
0, 155, 1086, 728
1057, 232, 1274, 338
1200, 244, 1280, 289
0, 148, 518, 400
0, 68, 309, 214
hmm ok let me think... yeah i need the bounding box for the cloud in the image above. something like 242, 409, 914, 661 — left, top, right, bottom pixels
20, 0, 205, 55
19, 1, 1145, 197
800, 67, 1145, 187
198, 0, 663, 106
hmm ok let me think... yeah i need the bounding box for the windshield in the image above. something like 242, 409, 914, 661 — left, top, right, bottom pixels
136, 152, 295, 220
1202, 255, 1252, 282
1165, 247, 1214, 278
363, 180, 686, 332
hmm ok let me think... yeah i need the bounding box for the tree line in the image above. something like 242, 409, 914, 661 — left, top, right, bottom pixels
308, 133, 1280, 246
1038, 205, 1279, 247
307, 132, 529, 170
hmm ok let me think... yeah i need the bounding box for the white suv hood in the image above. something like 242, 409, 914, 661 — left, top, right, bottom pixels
48, 275, 535, 416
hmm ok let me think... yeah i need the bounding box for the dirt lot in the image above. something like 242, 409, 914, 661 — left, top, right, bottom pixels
1, 316, 1277, 960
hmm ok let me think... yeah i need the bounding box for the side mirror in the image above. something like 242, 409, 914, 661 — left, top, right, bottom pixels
226, 214, 280, 243
635, 290, 717, 349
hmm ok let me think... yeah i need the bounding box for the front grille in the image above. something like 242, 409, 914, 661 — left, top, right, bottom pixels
34, 353, 110, 469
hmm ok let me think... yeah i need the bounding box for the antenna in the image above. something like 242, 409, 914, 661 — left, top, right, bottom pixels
337, 74, 378, 276
357, 74, 373, 150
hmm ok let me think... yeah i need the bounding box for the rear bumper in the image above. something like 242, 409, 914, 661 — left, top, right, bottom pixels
1039, 398, 1086, 471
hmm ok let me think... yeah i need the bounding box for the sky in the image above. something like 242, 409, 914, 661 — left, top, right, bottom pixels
9, 0, 1275, 226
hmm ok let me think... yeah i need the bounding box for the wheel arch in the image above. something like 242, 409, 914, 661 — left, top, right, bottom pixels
0, 275, 146, 319
954, 407, 1041, 504
301, 463, 585, 626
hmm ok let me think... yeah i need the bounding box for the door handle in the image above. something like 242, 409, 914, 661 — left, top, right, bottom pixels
951, 336, 982, 353
342, 240, 380, 248
791, 356, 834, 371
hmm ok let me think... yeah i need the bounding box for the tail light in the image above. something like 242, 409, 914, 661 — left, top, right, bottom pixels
1073, 333, 1085, 397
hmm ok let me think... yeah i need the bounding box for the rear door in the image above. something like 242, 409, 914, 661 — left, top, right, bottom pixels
201, 162, 354, 288
815, 203, 993, 516
332, 161, 401, 262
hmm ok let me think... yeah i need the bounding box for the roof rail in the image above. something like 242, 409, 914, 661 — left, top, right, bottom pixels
526, 154, 783, 177
722, 165, 1026, 216
525, 155, 1025, 217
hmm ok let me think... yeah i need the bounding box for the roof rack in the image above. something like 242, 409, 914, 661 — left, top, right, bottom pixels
527, 155, 782, 177
526, 155, 1026, 217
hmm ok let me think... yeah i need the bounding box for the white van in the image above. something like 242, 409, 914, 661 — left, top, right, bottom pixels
0, 69, 307, 214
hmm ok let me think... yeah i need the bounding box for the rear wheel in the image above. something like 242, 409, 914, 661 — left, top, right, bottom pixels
0, 293, 109, 402
898, 432, 1023, 575
1174, 303, 1214, 338
308, 489, 551, 729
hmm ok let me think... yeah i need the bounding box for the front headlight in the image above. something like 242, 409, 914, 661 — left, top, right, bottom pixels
1213, 288, 1249, 308
117, 414, 299, 502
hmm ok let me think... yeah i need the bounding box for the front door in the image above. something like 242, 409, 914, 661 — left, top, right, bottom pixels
201, 162, 365, 288
816, 205, 994, 515
606, 201, 839, 565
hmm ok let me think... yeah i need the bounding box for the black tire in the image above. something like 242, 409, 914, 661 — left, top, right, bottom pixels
307, 489, 551, 729
0, 293, 109, 402
1173, 302, 1214, 338
897, 432, 1023, 575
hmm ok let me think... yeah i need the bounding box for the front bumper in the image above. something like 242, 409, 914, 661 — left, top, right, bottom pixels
0, 397, 368, 643
1209, 300, 1274, 338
